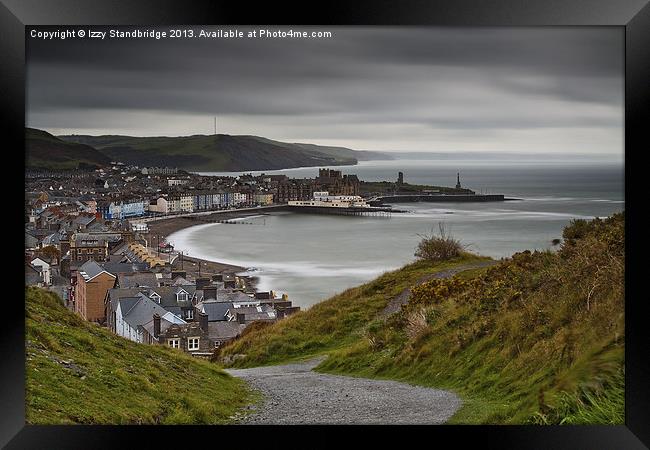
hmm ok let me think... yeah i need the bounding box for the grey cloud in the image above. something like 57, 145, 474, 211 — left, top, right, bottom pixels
26, 26, 623, 154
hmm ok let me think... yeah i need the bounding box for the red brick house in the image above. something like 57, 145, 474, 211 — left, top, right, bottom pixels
73, 260, 116, 322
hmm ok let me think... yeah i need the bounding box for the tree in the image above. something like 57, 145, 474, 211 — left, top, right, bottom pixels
41, 245, 61, 264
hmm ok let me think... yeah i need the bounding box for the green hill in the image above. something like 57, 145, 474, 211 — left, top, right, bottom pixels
26, 128, 111, 170
218, 213, 625, 424
57, 132, 389, 171
25, 287, 256, 424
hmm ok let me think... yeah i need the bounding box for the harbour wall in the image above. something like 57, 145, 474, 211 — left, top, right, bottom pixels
371, 194, 506, 204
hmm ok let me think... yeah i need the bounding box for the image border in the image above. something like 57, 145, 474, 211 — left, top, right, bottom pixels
3, 0, 648, 447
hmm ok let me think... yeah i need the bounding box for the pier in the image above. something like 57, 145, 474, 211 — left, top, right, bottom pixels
186, 216, 262, 225
286, 205, 404, 217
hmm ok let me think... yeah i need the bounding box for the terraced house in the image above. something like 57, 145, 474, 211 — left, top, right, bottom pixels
193, 191, 215, 211
97, 199, 145, 219
166, 193, 194, 213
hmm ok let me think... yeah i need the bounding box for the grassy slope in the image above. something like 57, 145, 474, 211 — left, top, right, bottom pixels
218, 253, 488, 366
57, 133, 364, 171
219, 213, 625, 424
26, 287, 257, 424
26, 128, 111, 170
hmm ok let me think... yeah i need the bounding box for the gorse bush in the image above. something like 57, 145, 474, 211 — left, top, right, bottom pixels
414, 223, 464, 262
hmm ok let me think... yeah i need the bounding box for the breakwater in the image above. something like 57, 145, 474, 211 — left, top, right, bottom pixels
369, 194, 506, 205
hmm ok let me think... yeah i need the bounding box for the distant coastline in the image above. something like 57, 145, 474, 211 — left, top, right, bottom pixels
38, 129, 392, 172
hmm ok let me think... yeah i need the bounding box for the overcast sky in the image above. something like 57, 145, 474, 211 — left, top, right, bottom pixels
26, 26, 623, 155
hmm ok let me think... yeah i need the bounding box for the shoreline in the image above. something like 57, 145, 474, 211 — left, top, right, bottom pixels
146, 210, 272, 287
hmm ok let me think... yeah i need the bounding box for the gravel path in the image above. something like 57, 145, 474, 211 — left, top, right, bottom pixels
227, 260, 498, 424
226, 358, 461, 424
379, 259, 499, 317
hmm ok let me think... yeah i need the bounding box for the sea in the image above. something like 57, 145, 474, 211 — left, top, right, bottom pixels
167, 158, 624, 309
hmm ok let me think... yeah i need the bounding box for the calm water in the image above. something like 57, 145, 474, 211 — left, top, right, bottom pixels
171, 159, 624, 309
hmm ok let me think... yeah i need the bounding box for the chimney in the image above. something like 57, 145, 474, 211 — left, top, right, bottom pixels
198, 311, 208, 333
196, 277, 210, 289
153, 313, 161, 339
236, 312, 246, 324
172, 270, 186, 279
204, 287, 217, 301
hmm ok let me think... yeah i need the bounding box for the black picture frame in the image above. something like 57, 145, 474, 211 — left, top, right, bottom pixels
3, 0, 648, 448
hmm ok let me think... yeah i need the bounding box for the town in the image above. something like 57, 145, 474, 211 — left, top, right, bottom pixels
25, 163, 487, 356
23, 164, 379, 356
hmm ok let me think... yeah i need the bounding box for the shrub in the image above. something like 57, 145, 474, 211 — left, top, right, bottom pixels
414, 223, 464, 262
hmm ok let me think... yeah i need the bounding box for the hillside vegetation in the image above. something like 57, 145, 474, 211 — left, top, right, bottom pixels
57, 132, 387, 171
219, 213, 625, 424
26, 287, 256, 424
26, 128, 111, 170
218, 254, 488, 366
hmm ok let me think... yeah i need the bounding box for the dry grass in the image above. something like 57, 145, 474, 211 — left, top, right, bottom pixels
414, 223, 465, 262
405, 308, 428, 340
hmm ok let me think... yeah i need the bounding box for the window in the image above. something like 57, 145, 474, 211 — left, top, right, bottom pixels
185, 309, 194, 320
167, 338, 180, 348
187, 337, 199, 351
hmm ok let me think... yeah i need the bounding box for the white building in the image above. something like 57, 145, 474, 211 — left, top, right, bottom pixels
289, 191, 371, 208
30, 257, 52, 286
149, 197, 169, 214
168, 178, 189, 187
231, 192, 246, 205
131, 222, 149, 233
